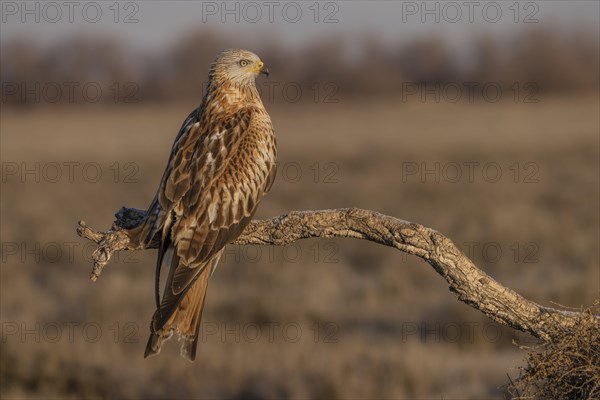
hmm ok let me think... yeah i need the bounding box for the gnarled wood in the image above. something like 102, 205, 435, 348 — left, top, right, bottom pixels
77, 207, 596, 342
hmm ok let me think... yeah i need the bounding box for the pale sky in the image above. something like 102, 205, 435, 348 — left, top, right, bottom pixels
1, 0, 598, 51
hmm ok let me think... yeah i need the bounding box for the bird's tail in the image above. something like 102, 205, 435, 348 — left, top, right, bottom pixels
144, 252, 222, 361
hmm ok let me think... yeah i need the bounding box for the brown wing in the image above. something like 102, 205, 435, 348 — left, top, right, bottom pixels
154, 106, 276, 329
129, 108, 201, 249
126, 107, 205, 308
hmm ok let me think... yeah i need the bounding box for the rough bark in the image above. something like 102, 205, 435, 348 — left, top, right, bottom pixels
76, 207, 596, 342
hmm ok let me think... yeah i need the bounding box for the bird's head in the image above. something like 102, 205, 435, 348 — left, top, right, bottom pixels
209, 49, 269, 87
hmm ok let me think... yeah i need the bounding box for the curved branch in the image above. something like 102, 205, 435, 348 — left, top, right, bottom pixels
77, 207, 595, 342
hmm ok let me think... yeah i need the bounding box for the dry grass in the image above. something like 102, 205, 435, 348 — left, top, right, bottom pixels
1, 96, 598, 398
508, 301, 600, 400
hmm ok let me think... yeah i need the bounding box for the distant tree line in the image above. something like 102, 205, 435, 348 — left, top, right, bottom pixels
1, 26, 597, 105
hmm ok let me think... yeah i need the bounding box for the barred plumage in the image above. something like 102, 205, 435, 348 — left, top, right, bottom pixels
128, 49, 276, 361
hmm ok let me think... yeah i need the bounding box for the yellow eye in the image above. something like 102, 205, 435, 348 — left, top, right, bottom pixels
239, 60, 249, 67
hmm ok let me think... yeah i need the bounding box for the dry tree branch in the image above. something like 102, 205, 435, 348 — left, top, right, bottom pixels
76, 206, 597, 343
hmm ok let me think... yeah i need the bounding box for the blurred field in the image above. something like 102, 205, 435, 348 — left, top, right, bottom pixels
1, 93, 598, 399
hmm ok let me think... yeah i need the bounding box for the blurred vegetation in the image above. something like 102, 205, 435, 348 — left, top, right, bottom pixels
2, 96, 598, 398
508, 301, 600, 400
1, 26, 598, 105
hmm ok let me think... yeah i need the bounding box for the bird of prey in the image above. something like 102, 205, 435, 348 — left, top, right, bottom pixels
127, 49, 276, 361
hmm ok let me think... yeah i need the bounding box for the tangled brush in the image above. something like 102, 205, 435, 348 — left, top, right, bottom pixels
508, 300, 600, 400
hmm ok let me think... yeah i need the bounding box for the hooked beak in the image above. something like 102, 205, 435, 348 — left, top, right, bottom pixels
257, 61, 269, 77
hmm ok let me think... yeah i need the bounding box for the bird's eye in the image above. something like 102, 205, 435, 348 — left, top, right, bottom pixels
239, 60, 249, 67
